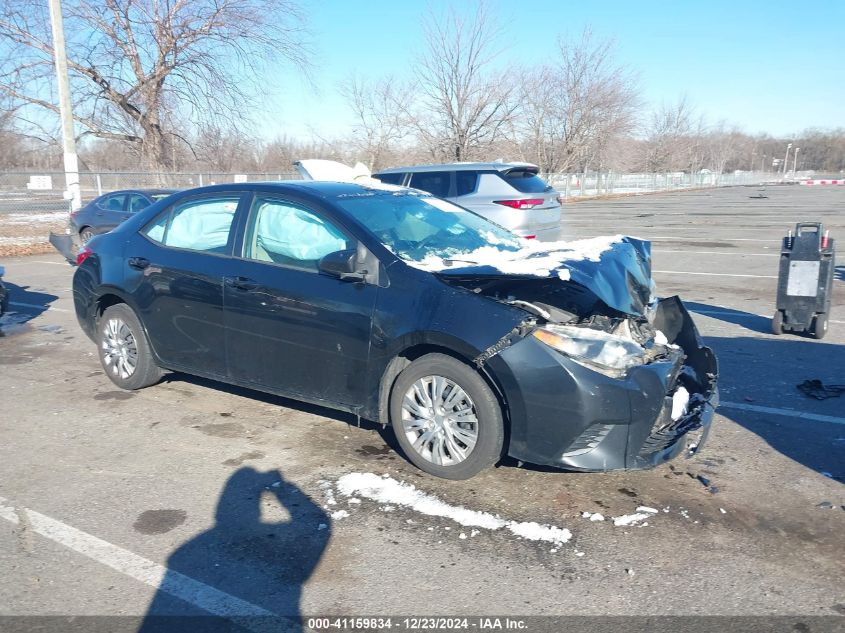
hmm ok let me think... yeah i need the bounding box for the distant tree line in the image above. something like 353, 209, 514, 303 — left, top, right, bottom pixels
1, 0, 843, 175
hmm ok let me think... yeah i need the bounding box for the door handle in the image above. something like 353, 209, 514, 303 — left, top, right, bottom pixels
225, 276, 259, 291
128, 256, 150, 270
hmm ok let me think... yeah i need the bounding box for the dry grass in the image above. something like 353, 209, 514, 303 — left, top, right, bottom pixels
0, 214, 67, 257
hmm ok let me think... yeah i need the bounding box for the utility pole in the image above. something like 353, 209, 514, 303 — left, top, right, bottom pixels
782, 143, 792, 177
793, 147, 800, 175
47, 0, 81, 212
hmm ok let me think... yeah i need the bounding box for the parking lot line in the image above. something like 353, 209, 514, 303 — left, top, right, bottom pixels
569, 235, 781, 243
691, 308, 845, 325
653, 270, 778, 279
720, 402, 845, 426
655, 249, 779, 257
9, 301, 69, 313
0, 496, 273, 620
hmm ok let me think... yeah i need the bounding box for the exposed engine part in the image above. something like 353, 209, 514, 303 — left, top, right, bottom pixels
507, 300, 551, 320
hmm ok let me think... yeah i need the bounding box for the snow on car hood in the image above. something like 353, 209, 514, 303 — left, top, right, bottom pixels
415, 235, 654, 317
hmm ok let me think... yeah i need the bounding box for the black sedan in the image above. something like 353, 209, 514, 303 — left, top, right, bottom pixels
70, 189, 177, 243
72, 181, 717, 479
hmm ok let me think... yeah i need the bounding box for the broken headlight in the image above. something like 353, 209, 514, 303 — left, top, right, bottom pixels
532, 324, 646, 377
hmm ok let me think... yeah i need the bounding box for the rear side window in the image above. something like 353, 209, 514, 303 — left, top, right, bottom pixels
143, 195, 240, 253
409, 171, 451, 198
374, 172, 405, 185
455, 172, 478, 196
499, 169, 550, 193
128, 194, 151, 213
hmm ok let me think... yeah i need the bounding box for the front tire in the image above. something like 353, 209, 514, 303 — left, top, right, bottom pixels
389, 353, 504, 480
97, 304, 163, 390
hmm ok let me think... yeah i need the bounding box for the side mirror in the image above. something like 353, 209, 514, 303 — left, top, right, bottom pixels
318, 248, 366, 281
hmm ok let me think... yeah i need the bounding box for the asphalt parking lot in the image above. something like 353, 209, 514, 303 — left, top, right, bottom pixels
1, 185, 843, 628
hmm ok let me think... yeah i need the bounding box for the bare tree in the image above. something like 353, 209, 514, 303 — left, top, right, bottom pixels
339, 75, 412, 170
412, 1, 516, 161
518, 29, 639, 173
0, 0, 309, 170
643, 95, 706, 172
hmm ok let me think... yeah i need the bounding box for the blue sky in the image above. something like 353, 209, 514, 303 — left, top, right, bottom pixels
261, 0, 844, 141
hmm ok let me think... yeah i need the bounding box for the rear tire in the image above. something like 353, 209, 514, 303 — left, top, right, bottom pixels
771, 310, 783, 335
389, 353, 504, 480
811, 314, 828, 340
80, 227, 95, 243
97, 304, 163, 390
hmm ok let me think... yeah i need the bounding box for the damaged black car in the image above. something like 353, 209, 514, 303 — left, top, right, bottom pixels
72, 181, 718, 479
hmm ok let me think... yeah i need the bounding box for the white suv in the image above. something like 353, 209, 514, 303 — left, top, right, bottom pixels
373, 162, 562, 241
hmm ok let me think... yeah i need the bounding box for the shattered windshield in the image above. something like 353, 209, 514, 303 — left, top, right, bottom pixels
334, 192, 523, 263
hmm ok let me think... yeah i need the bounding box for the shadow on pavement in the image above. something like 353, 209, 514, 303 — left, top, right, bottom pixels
139, 467, 331, 632
685, 301, 773, 334
0, 282, 59, 335
707, 335, 845, 484
160, 372, 382, 432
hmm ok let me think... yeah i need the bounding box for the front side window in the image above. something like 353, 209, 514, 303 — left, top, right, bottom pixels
142, 195, 240, 253
97, 194, 127, 212
244, 197, 352, 270
409, 171, 451, 198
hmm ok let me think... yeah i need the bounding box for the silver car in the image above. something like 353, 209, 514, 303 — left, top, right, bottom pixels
373, 162, 562, 241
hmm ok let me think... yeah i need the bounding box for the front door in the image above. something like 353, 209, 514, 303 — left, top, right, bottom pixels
223, 195, 377, 406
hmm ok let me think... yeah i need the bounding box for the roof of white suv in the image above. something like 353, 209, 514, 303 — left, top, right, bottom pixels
374, 162, 539, 174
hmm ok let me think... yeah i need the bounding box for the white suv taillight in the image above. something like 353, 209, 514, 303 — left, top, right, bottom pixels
493, 198, 544, 210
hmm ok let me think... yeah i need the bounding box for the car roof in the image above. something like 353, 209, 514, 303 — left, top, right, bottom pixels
374, 162, 539, 175
166, 180, 416, 199
100, 188, 178, 196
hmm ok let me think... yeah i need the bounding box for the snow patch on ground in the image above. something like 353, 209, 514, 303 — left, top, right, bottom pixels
612, 507, 658, 527
406, 235, 626, 278
3, 211, 68, 225
336, 472, 572, 545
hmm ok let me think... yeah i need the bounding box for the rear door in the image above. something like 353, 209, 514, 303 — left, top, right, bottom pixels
94, 193, 129, 232
126, 192, 247, 376
223, 194, 377, 406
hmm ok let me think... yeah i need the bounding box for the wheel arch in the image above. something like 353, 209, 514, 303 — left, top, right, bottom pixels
376, 343, 512, 450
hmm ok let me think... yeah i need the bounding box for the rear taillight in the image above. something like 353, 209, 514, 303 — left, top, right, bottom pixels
523, 235, 537, 240
493, 199, 545, 209
76, 245, 93, 266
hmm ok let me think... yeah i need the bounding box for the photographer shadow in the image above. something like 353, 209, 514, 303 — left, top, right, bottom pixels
139, 467, 330, 633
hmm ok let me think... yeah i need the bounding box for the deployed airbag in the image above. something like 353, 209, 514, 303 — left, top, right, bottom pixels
255, 202, 348, 261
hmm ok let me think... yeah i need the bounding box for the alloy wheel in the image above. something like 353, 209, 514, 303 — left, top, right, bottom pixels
101, 318, 138, 380
400, 375, 479, 466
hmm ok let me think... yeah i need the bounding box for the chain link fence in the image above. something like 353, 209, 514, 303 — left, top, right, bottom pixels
0, 171, 303, 216
0, 169, 772, 215
0, 168, 779, 256
546, 170, 765, 198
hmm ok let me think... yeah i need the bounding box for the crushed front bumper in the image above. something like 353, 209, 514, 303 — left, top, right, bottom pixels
487, 296, 718, 471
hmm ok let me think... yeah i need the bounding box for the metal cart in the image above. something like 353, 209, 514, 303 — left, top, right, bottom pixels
772, 222, 835, 339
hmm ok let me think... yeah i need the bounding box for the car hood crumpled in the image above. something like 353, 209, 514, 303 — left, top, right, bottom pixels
432, 236, 654, 317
